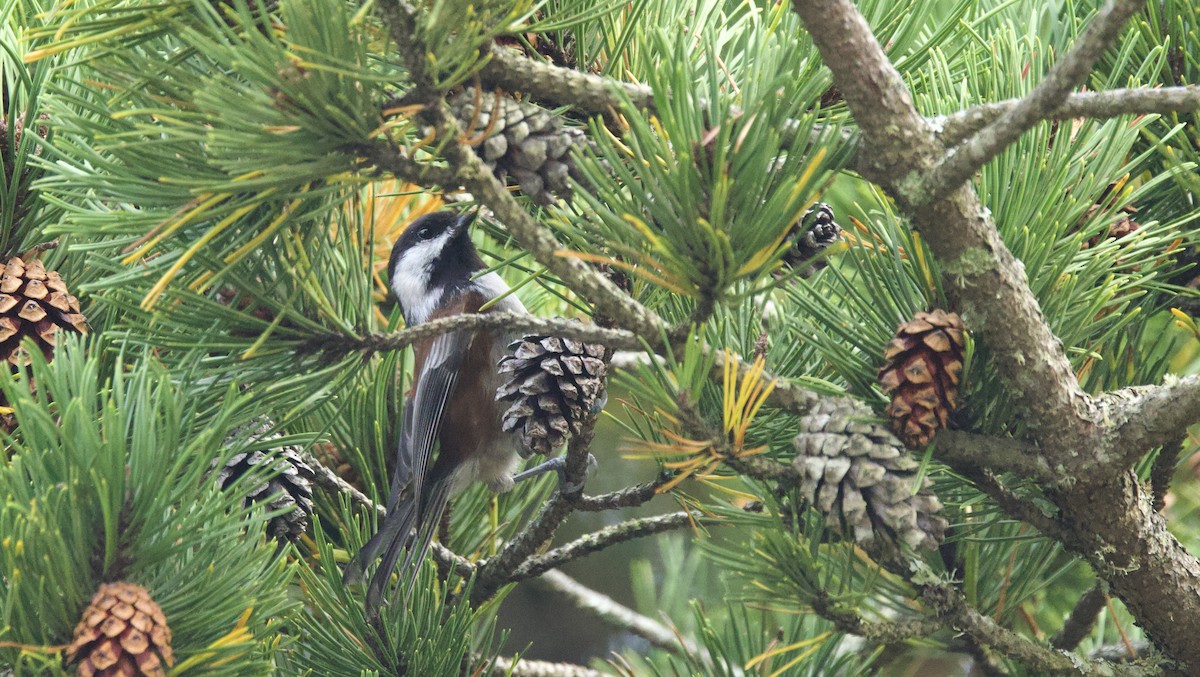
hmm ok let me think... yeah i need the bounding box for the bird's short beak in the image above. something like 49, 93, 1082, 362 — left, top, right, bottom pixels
452, 212, 475, 236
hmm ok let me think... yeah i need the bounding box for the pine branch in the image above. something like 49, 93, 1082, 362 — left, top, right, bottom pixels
809, 591, 943, 643
962, 468, 1070, 543
921, 0, 1146, 202
479, 43, 654, 113
573, 476, 668, 512
300, 313, 643, 357
936, 86, 1200, 146
470, 416, 599, 604
303, 451, 476, 577
536, 569, 711, 662
482, 45, 1198, 174
788, 2, 1200, 668
1052, 582, 1107, 651
505, 511, 715, 585
921, 578, 1150, 676
935, 430, 1053, 482
1098, 375, 1200, 470
1053, 473, 1200, 671
793, 0, 1092, 458
490, 656, 604, 677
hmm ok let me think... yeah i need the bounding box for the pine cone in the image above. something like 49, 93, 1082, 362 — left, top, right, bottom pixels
0, 256, 88, 365
497, 332, 607, 457
64, 582, 174, 677
782, 203, 842, 272
793, 398, 946, 550
216, 418, 315, 541
0, 256, 88, 434
448, 89, 586, 206
878, 309, 964, 448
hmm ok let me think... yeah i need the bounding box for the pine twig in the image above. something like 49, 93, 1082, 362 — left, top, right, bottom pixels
470, 417, 599, 604
302, 451, 476, 577
1051, 582, 1107, 651
537, 569, 712, 663
300, 313, 643, 358
489, 656, 604, 677
506, 511, 717, 585
921, 0, 1146, 202
573, 476, 668, 512
936, 86, 1200, 146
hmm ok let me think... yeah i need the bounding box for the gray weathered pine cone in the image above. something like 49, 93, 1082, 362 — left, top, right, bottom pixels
447, 89, 586, 206
497, 332, 607, 457
793, 398, 946, 551
216, 418, 315, 541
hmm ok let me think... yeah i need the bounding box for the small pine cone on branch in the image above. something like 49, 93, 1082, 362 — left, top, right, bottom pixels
497, 331, 607, 457
64, 581, 174, 677
878, 309, 964, 448
216, 418, 315, 541
0, 256, 88, 365
447, 89, 586, 206
782, 202, 842, 273
0, 256, 88, 434
793, 398, 947, 550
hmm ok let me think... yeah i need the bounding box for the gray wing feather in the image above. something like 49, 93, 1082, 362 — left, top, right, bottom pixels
345, 330, 471, 619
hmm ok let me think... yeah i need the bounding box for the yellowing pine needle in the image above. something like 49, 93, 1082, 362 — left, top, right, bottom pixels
722, 351, 777, 453
745, 631, 832, 671
556, 249, 691, 296
170, 607, 255, 673
140, 194, 274, 311
122, 192, 226, 264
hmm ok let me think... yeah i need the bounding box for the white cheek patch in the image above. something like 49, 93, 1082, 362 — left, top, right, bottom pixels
390, 233, 452, 324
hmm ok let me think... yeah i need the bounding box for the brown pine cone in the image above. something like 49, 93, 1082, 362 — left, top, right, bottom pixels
0, 256, 88, 365
497, 331, 607, 457
64, 582, 174, 677
878, 309, 964, 448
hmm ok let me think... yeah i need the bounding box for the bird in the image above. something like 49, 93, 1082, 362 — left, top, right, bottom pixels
344, 209, 535, 618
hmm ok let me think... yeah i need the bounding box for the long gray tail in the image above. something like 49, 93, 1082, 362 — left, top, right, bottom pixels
344, 480, 452, 620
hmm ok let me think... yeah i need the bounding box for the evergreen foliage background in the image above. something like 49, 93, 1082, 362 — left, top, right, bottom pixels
2, 0, 1199, 674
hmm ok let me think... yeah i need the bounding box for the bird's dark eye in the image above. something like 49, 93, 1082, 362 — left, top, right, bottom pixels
417, 227, 434, 240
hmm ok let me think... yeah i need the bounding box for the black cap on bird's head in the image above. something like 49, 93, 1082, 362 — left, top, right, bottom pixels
388, 211, 485, 324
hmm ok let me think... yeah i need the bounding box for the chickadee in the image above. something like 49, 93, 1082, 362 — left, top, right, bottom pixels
345, 210, 534, 617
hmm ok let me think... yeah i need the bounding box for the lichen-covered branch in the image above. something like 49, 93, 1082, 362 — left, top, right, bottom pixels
537, 569, 709, 660
793, 0, 1091, 459
936, 86, 1200, 147
921, 577, 1150, 676
921, 0, 1146, 202
479, 43, 654, 113
301, 312, 642, 357
506, 511, 713, 585
489, 656, 603, 677
573, 476, 668, 512
470, 418, 598, 604
1097, 375, 1200, 470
